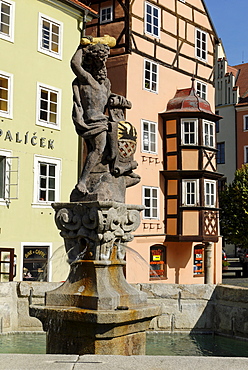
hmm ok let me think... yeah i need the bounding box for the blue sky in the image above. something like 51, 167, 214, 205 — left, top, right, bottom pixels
204, 0, 248, 66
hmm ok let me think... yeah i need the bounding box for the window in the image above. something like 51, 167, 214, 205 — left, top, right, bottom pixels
195, 28, 207, 61
0, 71, 13, 118
244, 146, 248, 164
33, 155, 61, 206
100, 6, 113, 23
143, 186, 159, 219
181, 119, 198, 145
38, 13, 63, 59
204, 180, 216, 207
22, 244, 50, 282
217, 142, 225, 164
203, 120, 215, 148
215, 111, 219, 133
141, 120, 157, 153
182, 180, 199, 206
145, 2, 160, 38
0, 149, 18, 203
0, 0, 15, 42
196, 81, 207, 100
150, 245, 166, 279
244, 115, 248, 131
143, 59, 158, 93
193, 245, 204, 276
37, 83, 61, 129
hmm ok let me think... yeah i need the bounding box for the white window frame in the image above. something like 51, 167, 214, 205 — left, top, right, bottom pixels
244, 146, 248, 164
0, 149, 11, 204
36, 82, 61, 130
0, 70, 13, 119
143, 59, 159, 93
20, 242, 52, 282
38, 13, 63, 60
203, 120, 215, 148
181, 118, 198, 145
141, 119, 157, 154
196, 80, 207, 100
33, 155, 61, 208
100, 6, 113, 23
243, 115, 248, 131
144, 1, 160, 38
182, 179, 199, 206
195, 28, 207, 62
204, 180, 216, 208
0, 0, 15, 42
143, 186, 159, 219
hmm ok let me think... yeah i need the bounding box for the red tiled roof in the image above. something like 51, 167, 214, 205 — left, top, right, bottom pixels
59, 0, 97, 15
233, 62, 248, 97
227, 65, 239, 78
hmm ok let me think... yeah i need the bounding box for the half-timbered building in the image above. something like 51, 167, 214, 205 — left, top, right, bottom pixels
85, 0, 223, 284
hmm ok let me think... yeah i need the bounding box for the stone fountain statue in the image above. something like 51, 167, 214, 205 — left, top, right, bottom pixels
30, 35, 159, 356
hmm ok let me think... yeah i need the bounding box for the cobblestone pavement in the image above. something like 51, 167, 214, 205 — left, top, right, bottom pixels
222, 274, 248, 288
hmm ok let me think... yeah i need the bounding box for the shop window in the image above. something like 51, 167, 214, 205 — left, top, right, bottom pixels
100, 6, 113, 23
33, 155, 61, 206
37, 83, 61, 129
141, 119, 157, 154
38, 13, 63, 59
0, 70, 13, 118
22, 245, 49, 281
150, 245, 166, 279
143, 59, 158, 93
0, 247, 15, 281
193, 245, 204, 276
195, 28, 207, 62
143, 186, 159, 219
145, 2, 160, 38
181, 118, 198, 145
0, 0, 15, 42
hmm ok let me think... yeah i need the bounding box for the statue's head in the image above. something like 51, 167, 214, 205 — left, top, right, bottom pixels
83, 43, 110, 83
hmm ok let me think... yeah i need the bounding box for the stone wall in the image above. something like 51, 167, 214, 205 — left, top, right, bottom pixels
1, 282, 248, 339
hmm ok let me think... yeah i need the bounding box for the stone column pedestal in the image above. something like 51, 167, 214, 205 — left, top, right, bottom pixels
30, 201, 160, 355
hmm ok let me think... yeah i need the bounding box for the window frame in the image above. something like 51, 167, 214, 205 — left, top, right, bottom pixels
100, 6, 113, 24
195, 28, 207, 62
204, 179, 216, 208
36, 82, 61, 130
217, 142, 225, 164
33, 155, 61, 208
141, 119, 157, 154
143, 59, 159, 94
203, 120, 215, 148
0, 0, 15, 42
243, 115, 248, 132
38, 13, 63, 60
244, 146, 248, 164
142, 185, 159, 220
196, 80, 207, 100
182, 179, 199, 207
181, 118, 198, 145
0, 149, 11, 204
0, 70, 13, 119
144, 1, 160, 38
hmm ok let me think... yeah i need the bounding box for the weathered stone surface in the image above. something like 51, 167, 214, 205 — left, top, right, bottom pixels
18, 282, 61, 298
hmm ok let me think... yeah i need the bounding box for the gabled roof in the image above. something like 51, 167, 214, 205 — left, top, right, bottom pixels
233, 63, 248, 98
58, 0, 98, 16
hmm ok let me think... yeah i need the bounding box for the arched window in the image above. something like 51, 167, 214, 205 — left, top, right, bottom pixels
150, 245, 166, 279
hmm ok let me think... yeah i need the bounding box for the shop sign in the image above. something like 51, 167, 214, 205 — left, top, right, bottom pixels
24, 249, 47, 259
0, 129, 54, 149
